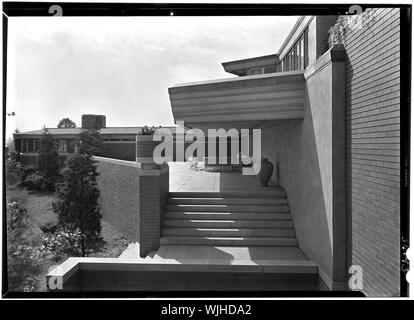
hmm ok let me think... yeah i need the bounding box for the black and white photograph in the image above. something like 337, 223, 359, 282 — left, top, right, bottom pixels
1, 0, 411, 305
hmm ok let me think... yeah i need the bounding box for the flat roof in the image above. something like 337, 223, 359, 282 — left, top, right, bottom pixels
15, 126, 180, 137
222, 54, 280, 76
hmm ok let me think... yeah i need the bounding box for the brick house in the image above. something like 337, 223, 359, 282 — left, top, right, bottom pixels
46, 9, 404, 296
13, 114, 178, 163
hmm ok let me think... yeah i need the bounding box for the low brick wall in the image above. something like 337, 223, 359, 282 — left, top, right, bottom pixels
139, 165, 169, 257
95, 157, 141, 242
103, 143, 136, 161
94, 156, 169, 257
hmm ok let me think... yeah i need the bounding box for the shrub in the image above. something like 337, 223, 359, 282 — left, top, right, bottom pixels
7, 201, 44, 292
41, 225, 83, 261
138, 125, 162, 135
7, 201, 28, 237
8, 243, 44, 291
188, 157, 204, 172
20, 165, 39, 187
22, 172, 46, 191
40, 222, 59, 233
22, 165, 37, 178
5, 156, 23, 186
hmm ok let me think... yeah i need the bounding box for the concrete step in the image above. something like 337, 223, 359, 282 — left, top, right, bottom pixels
160, 236, 299, 246
168, 197, 288, 205
165, 211, 291, 221
162, 228, 296, 237
169, 191, 285, 199
166, 204, 289, 212
163, 219, 294, 229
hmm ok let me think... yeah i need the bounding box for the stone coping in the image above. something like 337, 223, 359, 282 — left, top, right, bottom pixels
93, 156, 169, 175
47, 256, 319, 281
304, 44, 345, 80
170, 69, 305, 89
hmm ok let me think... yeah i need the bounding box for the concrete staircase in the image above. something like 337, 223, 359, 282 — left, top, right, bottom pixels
116, 188, 327, 290
161, 188, 298, 247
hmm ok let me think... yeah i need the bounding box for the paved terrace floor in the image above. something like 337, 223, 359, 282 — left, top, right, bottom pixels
165, 162, 308, 263
169, 162, 280, 193
115, 162, 328, 290
154, 162, 312, 265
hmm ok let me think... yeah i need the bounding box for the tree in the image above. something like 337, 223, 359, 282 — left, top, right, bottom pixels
6, 137, 15, 153
78, 129, 104, 156
57, 118, 76, 128
53, 153, 101, 256
37, 128, 60, 189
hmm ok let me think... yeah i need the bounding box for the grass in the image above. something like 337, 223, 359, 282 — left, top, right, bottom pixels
6, 185, 129, 292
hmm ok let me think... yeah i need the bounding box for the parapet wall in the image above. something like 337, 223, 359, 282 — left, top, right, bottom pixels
94, 156, 169, 257
95, 157, 141, 242
261, 44, 346, 290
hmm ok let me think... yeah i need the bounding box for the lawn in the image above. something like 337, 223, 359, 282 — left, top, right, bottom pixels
6, 185, 129, 292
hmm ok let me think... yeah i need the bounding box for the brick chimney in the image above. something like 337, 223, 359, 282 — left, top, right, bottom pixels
81, 114, 106, 130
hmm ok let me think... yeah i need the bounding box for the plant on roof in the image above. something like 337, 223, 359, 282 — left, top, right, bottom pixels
328, 9, 379, 48
137, 125, 162, 135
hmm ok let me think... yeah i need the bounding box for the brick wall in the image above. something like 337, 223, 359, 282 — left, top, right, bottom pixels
139, 166, 169, 257
96, 157, 169, 257
341, 8, 400, 296
159, 170, 170, 225
95, 158, 141, 242
103, 143, 136, 161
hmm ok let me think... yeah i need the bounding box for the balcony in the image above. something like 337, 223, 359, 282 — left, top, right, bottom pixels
168, 70, 305, 130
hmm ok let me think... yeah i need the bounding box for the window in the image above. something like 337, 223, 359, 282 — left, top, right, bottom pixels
28, 139, 34, 152
19, 139, 39, 152
34, 139, 40, 152
304, 28, 309, 68
282, 27, 309, 71
20, 139, 26, 152
68, 139, 75, 153
264, 65, 276, 73
299, 37, 304, 69
247, 67, 265, 76
59, 139, 67, 152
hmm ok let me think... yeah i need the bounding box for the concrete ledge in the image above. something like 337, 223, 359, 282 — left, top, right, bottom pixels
317, 265, 347, 291
93, 156, 140, 168
170, 69, 305, 89
46, 256, 318, 284
94, 156, 169, 175
304, 44, 345, 80
46, 258, 322, 291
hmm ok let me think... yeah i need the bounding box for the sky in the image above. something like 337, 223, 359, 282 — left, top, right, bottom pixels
6, 16, 298, 139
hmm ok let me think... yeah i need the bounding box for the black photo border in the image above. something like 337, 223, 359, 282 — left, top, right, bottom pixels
1, 2, 411, 299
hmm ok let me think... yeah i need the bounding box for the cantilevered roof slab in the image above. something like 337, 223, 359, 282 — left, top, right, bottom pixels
168, 70, 305, 130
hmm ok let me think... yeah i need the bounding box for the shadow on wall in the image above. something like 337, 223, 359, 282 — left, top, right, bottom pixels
261, 97, 334, 284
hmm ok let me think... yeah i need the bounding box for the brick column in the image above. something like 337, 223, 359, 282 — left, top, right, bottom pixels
138, 164, 169, 257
